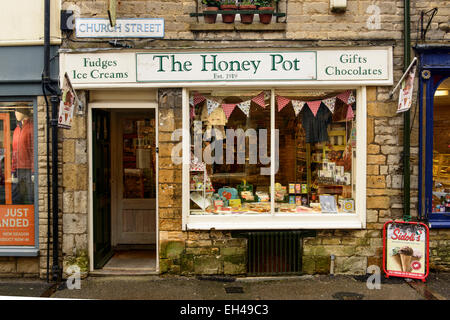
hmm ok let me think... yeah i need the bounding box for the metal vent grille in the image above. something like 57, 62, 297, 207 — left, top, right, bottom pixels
247, 231, 303, 276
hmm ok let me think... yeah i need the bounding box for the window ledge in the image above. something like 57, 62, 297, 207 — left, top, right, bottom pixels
186, 214, 363, 230
189, 22, 286, 32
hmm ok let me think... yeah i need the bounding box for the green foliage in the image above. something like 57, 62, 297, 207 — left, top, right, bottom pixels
253, 0, 279, 7
202, 0, 221, 7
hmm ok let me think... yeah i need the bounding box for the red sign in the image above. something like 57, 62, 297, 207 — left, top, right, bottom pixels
383, 220, 429, 282
0, 205, 35, 246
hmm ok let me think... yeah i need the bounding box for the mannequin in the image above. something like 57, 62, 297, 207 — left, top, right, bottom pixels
12, 108, 34, 204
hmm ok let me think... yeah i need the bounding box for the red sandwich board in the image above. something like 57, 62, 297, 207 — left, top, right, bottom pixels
383, 220, 429, 282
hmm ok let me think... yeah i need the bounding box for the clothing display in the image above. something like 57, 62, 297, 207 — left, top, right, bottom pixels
11, 118, 34, 204
301, 104, 332, 143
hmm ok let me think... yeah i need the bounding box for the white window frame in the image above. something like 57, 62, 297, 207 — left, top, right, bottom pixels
182, 86, 367, 230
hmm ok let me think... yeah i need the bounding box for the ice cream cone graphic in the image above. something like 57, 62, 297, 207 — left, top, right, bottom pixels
400, 254, 412, 272
390, 247, 402, 271
399, 246, 414, 272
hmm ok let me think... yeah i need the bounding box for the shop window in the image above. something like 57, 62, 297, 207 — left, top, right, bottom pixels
431, 78, 450, 214
0, 101, 36, 247
187, 89, 357, 218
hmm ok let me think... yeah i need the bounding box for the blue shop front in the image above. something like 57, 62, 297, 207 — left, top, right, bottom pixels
416, 45, 450, 228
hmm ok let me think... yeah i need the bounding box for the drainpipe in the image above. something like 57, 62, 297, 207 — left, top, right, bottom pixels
403, 0, 411, 221
43, 0, 61, 282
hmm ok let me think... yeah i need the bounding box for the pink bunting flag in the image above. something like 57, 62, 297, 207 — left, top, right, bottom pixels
252, 92, 266, 108
222, 103, 237, 120
190, 106, 195, 120
306, 100, 322, 117
193, 92, 206, 106
276, 95, 291, 112
336, 90, 351, 104
346, 105, 354, 121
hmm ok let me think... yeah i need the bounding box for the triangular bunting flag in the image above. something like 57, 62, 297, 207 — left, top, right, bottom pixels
207, 99, 220, 115
189, 96, 194, 106
193, 92, 206, 106
336, 90, 351, 105
190, 106, 195, 120
306, 100, 322, 117
252, 92, 266, 108
322, 97, 336, 113
292, 100, 305, 116
348, 91, 356, 105
346, 105, 355, 121
222, 103, 237, 120
237, 100, 251, 117
276, 95, 291, 112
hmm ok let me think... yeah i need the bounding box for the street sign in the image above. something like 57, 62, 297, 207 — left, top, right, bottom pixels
383, 220, 429, 282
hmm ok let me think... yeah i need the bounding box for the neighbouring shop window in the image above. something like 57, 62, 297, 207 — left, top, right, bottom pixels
188, 89, 356, 216
432, 78, 450, 214
0, 101, 35, 246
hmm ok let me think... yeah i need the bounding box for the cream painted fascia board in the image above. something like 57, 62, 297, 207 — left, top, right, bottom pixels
0, 39, 62, 46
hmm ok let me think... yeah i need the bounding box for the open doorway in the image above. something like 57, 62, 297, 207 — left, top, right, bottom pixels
91, 107, 158, 273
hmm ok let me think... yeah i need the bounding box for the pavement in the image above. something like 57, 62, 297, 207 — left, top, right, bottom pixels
0, 272, 448, 300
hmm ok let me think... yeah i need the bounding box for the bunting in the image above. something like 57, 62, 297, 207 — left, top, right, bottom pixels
306, 100, 322, 117
222, 103, 237, 120
237, 100, 251, 117
252, 92, 267, 108
292, 100, 305, 116
207, 99, 220, 115
189, 89, 356, 122
346, 105, 355, 120
322, 97, 337, 113
276, 95, 291, 112
193, 92, 206, 106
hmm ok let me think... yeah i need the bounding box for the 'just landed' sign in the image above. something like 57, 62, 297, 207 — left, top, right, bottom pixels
137, 52, 317, 82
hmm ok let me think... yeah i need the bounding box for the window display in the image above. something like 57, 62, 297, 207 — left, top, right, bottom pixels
0, 102, 35, 246
188, 89, 356, 216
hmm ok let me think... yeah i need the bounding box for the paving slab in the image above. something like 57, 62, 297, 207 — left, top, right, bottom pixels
50, 274, 426, 300
0, 278, 55, 298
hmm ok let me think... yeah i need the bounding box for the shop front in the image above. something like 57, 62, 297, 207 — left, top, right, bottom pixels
416, 45, 450, 229
61, 46, 393, 275
0, 45, 59, 276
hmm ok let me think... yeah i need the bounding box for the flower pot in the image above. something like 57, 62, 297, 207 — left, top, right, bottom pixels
203, 7, 219, 24
258, 6, 274, 24
239, 4, 256, 24
221, 4, 238, 23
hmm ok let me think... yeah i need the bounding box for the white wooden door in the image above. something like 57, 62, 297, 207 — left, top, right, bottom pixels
115, 111, 157, 244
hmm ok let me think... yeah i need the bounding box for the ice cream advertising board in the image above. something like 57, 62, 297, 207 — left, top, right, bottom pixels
383, 221, 429, 281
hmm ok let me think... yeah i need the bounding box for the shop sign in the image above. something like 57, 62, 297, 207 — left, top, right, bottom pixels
137, 51, 317, 82
137, 49, 391, 83
75, 18, 164, 38
0, 205, 35, 246
383, 220, 429, 281
64, 52, 136, 84
63, 48, 392, 85
58, 72, 79, 129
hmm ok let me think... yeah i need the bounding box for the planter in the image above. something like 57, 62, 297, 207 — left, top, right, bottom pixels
221, 4, 238, 23
203, 7, 219, 24
258, 6, 274, 24
239, 4, 257, 24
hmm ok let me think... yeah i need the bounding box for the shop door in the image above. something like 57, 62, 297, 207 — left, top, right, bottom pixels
92, 109, 113, 268
115, 111, 156, 244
